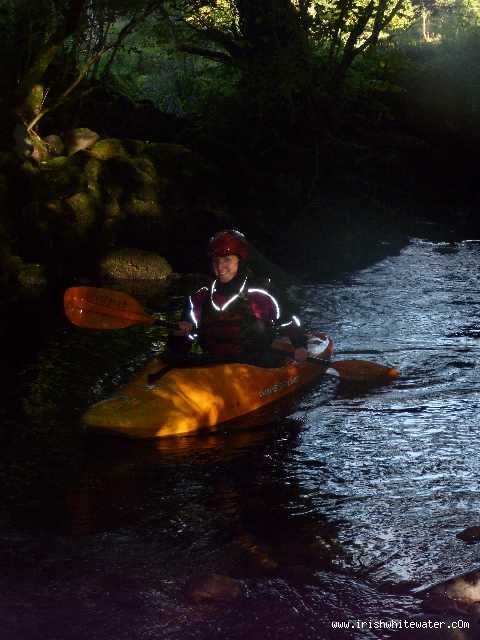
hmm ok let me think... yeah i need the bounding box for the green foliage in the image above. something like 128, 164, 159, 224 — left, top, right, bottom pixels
105, 45, 240, 114
401, 30, 480, 134
346, 45, 412, 95
430, 0, 480, 38
101, 10, 241, 114
179, 0, 239, 32
309, 0, 417, 46
0, 0, 479, 150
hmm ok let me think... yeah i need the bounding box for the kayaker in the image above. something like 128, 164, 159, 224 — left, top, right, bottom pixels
166, 229, 309, 366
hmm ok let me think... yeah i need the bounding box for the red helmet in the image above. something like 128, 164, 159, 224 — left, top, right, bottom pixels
208, 229, 249, 260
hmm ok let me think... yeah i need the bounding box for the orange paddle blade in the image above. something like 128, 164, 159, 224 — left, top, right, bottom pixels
64, 286, 155, 329
272, 336, 399, 383
327, 360, 400, 383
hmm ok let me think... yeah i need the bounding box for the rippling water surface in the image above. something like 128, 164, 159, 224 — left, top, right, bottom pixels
1, 237, 479, 639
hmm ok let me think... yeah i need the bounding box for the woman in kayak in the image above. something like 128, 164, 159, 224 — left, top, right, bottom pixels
166, 230, 309, 367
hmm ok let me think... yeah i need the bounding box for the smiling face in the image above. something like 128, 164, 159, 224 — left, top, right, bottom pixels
212, 254, 240, 283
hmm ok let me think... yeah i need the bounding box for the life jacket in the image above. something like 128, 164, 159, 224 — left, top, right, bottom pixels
198, 284, 276, 357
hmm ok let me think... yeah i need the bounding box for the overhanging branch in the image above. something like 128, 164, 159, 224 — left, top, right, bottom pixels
26, 46, 113, 132
176, 44, 235, 65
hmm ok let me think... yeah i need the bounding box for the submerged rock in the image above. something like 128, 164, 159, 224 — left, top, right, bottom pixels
233, 533, 279, 571
457, 527, 480, 543
414, 567, 480, 619
186, 573, 243, 604
100, 248, 172, 280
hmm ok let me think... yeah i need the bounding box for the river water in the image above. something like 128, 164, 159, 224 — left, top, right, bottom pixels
1, 235, 479, 639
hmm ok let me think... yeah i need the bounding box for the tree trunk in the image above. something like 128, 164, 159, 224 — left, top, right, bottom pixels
234, 0, 316, 127
16, 0, 87, 123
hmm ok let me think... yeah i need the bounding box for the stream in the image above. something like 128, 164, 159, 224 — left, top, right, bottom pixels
1, 233, 479, 639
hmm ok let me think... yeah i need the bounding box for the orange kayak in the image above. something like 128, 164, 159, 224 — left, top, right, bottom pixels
83, 332, 333, 438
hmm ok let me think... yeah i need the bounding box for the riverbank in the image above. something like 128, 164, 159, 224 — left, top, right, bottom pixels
1, 80, 478, 309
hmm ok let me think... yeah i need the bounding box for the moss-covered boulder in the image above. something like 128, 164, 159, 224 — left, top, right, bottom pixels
65, 192, 98, 236
16, 152, 103, 275
14, 134, 227, 278
17, 262, 47, 288
186, 574, 243, 604
44, 134, 65, 157
89, 138, 129, 161
32, 155, 84, 200
99, 248, 172, 280
67, 128, 100, 156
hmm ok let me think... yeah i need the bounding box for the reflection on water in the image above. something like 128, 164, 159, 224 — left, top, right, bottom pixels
290, 239, 480, 591
1, 237, 480, 639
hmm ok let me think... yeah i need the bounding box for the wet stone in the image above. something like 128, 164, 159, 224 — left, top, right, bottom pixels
99, 248, 172, 281
186, 573, 243, 604
457, 526, 480, 543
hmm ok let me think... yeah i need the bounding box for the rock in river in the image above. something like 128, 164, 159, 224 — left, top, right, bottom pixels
100, 248, 172, 280
186, 573, 243, 604
456, 527, 480, 543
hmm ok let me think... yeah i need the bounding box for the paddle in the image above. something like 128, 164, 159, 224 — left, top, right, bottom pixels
64, 286, 176, 330
64, 286, 399, 383
269, 336, 399, 382
324, 359, 399, 382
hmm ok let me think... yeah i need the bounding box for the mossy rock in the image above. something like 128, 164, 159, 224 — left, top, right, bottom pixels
100, 160, 124, 196
45, 199, 64, 214
84, 158, 102, 192
20, 160, 39, 177
131, 177, 159, 204
44, 134, 65, 156
32, 155, 86, 200
105, 194, 122, 220
42, 156, 70, 170
100, 156, 164, 214
100, 157, 142, 193
124, 196, 162, 218
17, 262, 47, 288
144, 143, 195, 176
129, 156, 157, 180
99, 248, 172, 280
123, 139, 147, 156
65, 192, 98, 235
11, 136, 226, 275
89, 138, 129, 161
67, 128, 100, 155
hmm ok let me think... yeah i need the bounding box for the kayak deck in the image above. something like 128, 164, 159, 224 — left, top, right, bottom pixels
83, 333, 333, 439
